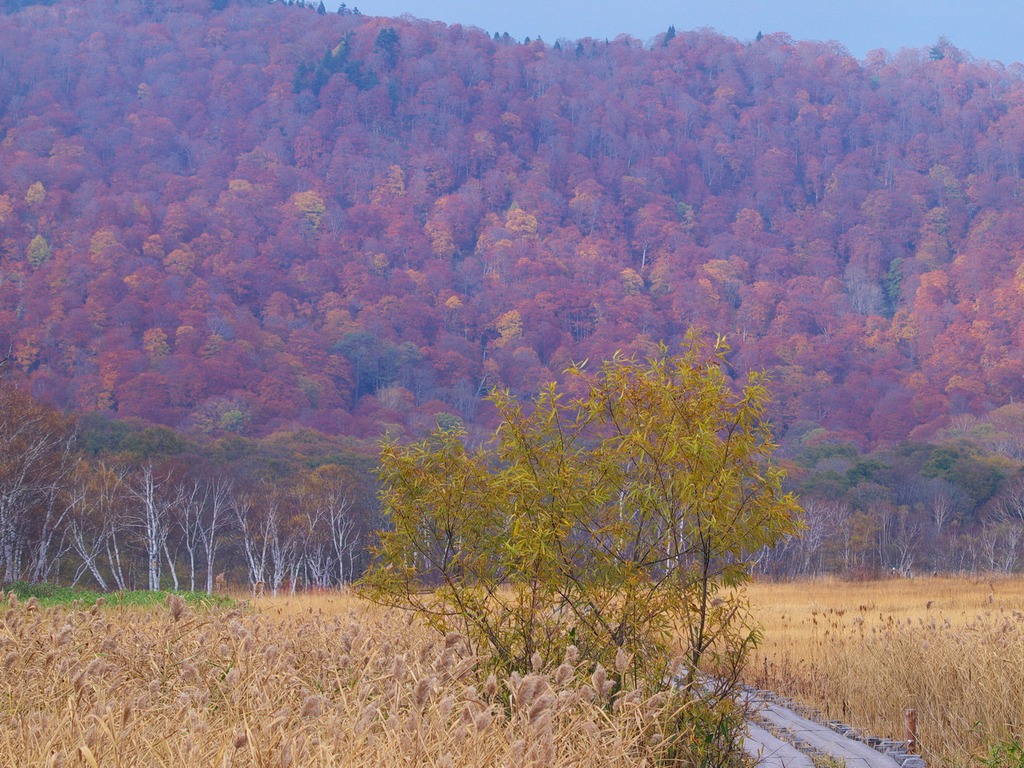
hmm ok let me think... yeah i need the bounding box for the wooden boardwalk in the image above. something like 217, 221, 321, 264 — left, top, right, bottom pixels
744, 694, 923, 768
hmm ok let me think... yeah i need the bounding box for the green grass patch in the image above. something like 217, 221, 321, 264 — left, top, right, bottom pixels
2, 581, 234, 609
982, 738, 1024, 768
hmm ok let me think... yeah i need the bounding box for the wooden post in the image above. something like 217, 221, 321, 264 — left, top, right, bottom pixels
904, 708, 917, 753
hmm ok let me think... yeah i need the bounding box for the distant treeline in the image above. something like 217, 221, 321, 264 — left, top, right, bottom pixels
3, 378, 1024, 590
0, 379, 380, 593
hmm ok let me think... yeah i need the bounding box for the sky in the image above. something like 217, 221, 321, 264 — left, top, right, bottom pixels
347, 1, 1024, 66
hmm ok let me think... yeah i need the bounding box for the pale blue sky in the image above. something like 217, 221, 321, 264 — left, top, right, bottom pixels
348, 1, 1024, 65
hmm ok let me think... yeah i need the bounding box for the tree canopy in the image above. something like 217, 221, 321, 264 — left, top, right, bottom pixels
1, 0, 1024, 448
362, 335, 802, 692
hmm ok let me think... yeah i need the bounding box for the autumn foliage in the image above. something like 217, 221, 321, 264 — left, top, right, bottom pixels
0, 0, 1023, 452
363, 337, 800, 696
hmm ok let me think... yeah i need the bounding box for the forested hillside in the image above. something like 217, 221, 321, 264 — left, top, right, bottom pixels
5, 0, 1024, 582
3, 0, 1024, 445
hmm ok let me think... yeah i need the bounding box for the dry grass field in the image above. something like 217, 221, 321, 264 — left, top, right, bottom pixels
746, 576, 1024, 767
0, 589, 720, 767
11, 578, 1018, 767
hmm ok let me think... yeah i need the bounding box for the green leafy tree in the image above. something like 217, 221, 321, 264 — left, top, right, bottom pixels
362, 333, 801, 696
26, 234, 51, 267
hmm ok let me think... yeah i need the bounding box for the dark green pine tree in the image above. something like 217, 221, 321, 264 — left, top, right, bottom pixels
374, 27, 401, 68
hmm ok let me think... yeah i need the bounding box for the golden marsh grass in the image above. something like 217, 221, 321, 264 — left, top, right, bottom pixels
14, 578, 1016, 767
0, 590, 695, 767
746, 576, 1024, 767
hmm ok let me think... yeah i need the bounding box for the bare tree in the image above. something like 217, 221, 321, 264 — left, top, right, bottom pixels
201, 478, 233, 594
22, 424, 79, 582
995, 479, 1024, 525
232, 485, 273, 591
69, 466, 116, 593
28, 469, 78, 584
299, 508, 333, 589
890, 505, 922, 576
294, 464, 366, 587
175, 475, 234, 592
792, 498, 849, 576
68, 463, 130, 590
978, 521, 1020, 573
0, 381, 77, 583
177, 480, 206, 592
926, 480, 962, 536
125, 464, 181, 591
979, 483, 1024, 572
265, 496, 293, 595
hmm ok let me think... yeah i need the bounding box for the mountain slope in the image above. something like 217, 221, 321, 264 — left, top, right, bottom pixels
2, 0, 1024, 445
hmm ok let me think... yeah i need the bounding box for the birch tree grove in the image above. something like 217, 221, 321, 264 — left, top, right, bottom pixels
0, 380, 78, 583
296, 464, 364, 588
0, 378, 380, 593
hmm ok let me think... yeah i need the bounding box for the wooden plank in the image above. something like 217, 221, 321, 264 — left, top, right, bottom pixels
745, 721, 816, 767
